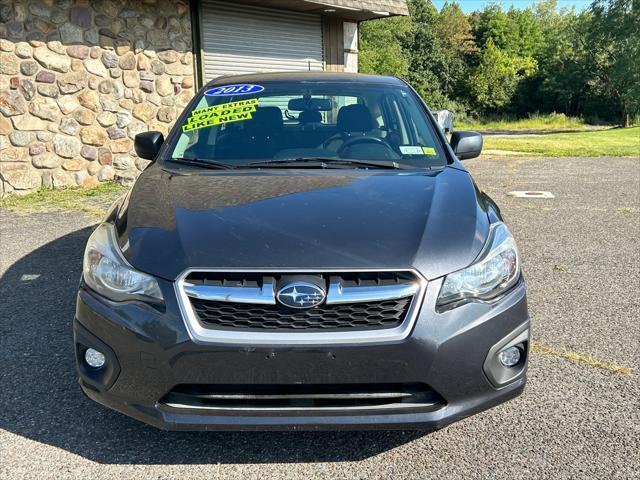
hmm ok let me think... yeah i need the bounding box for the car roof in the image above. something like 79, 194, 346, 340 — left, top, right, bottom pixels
204, 71, 405, 88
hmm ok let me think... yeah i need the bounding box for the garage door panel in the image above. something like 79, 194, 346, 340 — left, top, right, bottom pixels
202, 38, 324, 56
201, 0, 324, 80
205, 55, 322, 68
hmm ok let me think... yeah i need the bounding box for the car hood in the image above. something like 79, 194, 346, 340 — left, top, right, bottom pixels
114, 165, 489, 281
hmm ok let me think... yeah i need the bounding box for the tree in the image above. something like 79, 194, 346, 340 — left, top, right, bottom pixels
469, 3, 544, 115
585, 0, 640, 126
399, 0, 446, 106
506, 6, 544, 58
359, 16, 411, 78
358, 0, 637, 124
468, 38, 537, 112
436, 2, 477, 100
472, 3, 517, 51
533, 4, 589, 116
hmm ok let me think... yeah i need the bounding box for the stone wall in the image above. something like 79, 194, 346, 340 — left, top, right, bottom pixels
0, 0, 195, 196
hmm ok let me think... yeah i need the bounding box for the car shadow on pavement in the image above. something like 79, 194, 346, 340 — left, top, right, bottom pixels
0, 226, 424, 464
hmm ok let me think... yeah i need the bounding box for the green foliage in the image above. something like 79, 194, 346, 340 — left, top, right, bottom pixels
436, 2, 477, 100
586, 0, 640, 126
359, 16, 411, 77
436, 2, 477, 55
529, 2, 587, 116
505, 7, 544, 58
358, 0, 639, 125
403, 0, 448, 106
472, 3, 517, 51
468, 3, 540, 112
467, 38, 537, 111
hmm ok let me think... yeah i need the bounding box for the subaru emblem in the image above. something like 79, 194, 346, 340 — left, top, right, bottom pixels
276, 282, 326, 309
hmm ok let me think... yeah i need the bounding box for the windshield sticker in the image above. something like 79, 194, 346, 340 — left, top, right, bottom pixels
399, 146, 425, 155
182, 99, 259, 132
204, 84, 265, 97
422, 147, 437, 155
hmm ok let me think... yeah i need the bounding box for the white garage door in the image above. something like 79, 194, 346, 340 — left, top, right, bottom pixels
200, 1, 325, 81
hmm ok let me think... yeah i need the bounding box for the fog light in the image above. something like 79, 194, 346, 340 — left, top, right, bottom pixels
85, 348, 106, 368
498, 346, 521, 367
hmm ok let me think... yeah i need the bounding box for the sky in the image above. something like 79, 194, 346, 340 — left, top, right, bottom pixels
432, 0, 593, 12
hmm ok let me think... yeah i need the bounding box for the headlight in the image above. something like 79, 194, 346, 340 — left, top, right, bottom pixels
437, 222, 520, 307
83, 223, 163, 303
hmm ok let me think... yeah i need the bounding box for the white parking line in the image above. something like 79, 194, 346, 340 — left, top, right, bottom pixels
507, 191, 555, 198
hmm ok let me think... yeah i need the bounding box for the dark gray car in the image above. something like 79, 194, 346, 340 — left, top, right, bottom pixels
74, 73, 529, 430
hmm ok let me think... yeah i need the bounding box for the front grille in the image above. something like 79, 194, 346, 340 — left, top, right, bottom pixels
191, 296, 412, 331
180, 270, 422, 333
161, 383, 445, 412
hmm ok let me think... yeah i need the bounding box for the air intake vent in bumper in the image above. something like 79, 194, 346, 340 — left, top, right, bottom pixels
161, 383, 446, 412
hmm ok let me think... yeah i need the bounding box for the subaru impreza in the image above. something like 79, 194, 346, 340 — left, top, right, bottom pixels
74, 72, 529, 431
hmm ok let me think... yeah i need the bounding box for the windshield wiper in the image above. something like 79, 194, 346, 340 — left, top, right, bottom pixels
168, 157, 234, 170
249, 157, 404, 169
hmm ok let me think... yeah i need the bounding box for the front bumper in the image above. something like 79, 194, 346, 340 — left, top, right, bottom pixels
74, 277, 530, 431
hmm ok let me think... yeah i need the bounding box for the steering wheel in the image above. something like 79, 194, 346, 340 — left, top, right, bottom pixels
337, 136, 397, 158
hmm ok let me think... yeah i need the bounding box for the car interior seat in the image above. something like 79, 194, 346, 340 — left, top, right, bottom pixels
298, 110, 322, 124
211, 106, 283, 159
239, 106, 284, 158
323, 104, 380, 152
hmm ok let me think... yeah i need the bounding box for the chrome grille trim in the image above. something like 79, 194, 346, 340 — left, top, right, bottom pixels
183, 277, 276, 304
182, 277, 419, 306
326, 279, 419, 305
161, 402, 440, 412
175, 268, 427, 345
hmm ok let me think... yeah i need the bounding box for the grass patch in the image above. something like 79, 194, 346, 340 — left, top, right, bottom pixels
457, 113, 590, 132
617, 207, 636, 214
481, 126, 640, 157
553, 263, 570, 272
0, 183, 128, 218
531, 341, 631, 375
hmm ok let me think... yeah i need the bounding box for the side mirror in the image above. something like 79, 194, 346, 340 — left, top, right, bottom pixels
450, 131, 483, 160
134, 131, 164, 161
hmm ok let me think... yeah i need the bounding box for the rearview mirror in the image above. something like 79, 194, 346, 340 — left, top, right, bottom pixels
450, 131, 483, 160
287, 98, 332, 111
134, 131, 164, 161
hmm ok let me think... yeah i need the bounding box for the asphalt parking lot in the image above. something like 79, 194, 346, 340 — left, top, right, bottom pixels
1, 156, 638, 479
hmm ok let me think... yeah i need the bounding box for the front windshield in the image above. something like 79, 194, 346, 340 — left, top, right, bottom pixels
168, 81, 446, 169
